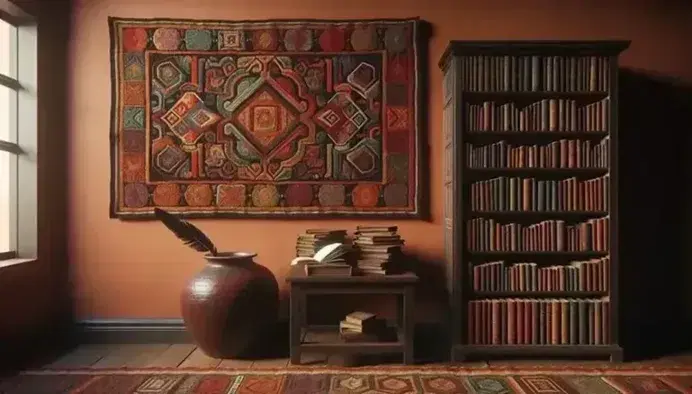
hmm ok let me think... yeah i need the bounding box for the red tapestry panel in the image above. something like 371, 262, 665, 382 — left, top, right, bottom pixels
109, 18, 424, 218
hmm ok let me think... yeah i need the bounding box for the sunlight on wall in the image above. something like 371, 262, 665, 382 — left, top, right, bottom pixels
0, 19, 14, 253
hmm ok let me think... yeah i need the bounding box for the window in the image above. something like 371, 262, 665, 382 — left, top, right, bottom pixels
0, 11, 37, 261
0, 18, 17, 257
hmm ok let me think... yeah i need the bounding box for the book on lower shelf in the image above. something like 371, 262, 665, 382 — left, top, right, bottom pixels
340, 312, 378, 331
467, 297, 610, 346
339, 311, 395, 342
353, 225, 406, 275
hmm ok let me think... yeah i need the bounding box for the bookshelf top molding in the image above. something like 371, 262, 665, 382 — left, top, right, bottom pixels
438, 40, 631, 70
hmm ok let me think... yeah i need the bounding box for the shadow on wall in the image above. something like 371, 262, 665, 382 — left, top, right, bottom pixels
618, 68, 692, 360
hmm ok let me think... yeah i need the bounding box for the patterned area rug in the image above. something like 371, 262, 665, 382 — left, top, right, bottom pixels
109, 17, 423, 219
4, 367, 692, 393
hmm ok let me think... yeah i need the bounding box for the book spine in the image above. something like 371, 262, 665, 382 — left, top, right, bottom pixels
467, 297, 610, 345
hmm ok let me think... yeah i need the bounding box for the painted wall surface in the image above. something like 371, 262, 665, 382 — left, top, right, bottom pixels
68, 0, 692, 319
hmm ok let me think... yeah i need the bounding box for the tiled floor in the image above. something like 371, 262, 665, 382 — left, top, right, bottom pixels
35, 344, 692, 370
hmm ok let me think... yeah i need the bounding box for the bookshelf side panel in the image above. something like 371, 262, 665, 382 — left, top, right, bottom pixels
443, 65, 454, 295
442, 58, 458, 345
607, 54, 621, 347
455, 56, 467, 346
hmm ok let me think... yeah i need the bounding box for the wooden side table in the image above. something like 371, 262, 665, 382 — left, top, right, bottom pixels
286, 265, 419, 365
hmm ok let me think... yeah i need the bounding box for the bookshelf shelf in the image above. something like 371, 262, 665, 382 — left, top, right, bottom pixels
473, 291, 607, 298
467, 168, 608, 174
468, 251, 608, 257
462, 91, 609, 102
466, 131, 608, 136
440, 40, 629, 362
469, 211, 608, 217
453, 344, 622, 359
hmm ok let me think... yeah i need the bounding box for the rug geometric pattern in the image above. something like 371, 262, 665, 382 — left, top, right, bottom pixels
108, 17, 423, 218
4, 370, 692, 393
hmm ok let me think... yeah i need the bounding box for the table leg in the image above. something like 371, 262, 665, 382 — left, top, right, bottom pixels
289, 287, 303, 365
402, 286, 415, 365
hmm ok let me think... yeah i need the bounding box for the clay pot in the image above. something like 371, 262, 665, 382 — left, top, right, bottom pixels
181, 252, 279, 359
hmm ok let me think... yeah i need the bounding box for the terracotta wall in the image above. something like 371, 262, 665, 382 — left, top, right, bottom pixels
68, 0, 692, 319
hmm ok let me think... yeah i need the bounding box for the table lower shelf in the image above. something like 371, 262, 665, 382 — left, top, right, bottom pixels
299, 326, 404, 353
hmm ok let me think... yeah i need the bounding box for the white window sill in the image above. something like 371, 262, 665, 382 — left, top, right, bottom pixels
0, 258, 36, 269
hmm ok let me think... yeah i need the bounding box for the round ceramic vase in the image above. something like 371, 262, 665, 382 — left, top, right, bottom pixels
180, 252, 279, 358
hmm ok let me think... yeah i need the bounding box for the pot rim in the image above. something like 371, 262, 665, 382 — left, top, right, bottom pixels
204, 251, 258, 260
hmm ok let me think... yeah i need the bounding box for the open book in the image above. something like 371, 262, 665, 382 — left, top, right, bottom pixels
291, 243, 350, 265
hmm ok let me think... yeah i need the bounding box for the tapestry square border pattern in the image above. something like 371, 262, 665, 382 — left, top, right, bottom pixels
108, 17, 425, 219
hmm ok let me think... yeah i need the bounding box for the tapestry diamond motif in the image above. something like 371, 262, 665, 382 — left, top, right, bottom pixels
109, 17, 423, 218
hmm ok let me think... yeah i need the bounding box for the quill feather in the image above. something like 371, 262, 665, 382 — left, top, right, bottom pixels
154, 208, 218, 255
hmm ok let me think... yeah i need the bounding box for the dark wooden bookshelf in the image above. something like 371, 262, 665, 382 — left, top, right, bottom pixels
440, 40, 630, 362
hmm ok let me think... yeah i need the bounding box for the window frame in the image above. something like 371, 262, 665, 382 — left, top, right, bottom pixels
0, 4, 37, 262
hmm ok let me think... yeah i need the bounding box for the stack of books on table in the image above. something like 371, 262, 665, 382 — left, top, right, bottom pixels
339, 311, 384, 342
295, 229, 347, 257
353, 225, 405, 275
292, 243, 354, 276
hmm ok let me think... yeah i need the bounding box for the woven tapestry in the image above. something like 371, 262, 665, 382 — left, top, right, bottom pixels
109, 17, 424, 218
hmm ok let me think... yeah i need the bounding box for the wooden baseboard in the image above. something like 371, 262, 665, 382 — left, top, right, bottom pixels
75, 319, 191, 344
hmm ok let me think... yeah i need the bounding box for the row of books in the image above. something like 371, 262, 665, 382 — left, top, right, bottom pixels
467, 298, 610, 345
465, 99, 610, 133
472, 258, 610, 293
461, 55, 610, 93
465, 138, 610, 169
467, 217, 610, 252
466, 99, 609, 133
469, 175, 610, 212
